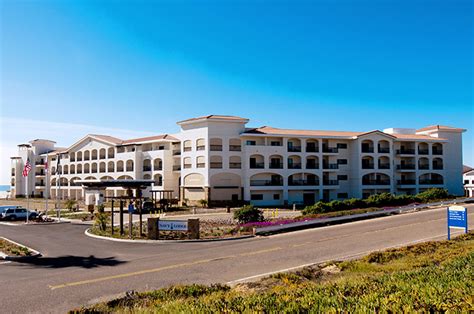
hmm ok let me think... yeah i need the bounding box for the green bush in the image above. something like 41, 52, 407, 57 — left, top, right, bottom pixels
417, 188, 449, 203
94, 212, 108, 231
65, 199, 77, 211
234, 205, 264, 223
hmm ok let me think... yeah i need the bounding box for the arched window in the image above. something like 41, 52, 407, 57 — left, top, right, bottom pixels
287, 138, 301, 152
117, 161, 124, 172
76, 151, 83, 161
418, 157, 429, 170
378, 140, 390, 153
63, 165, 68, 174
84, 151, 90, 161
196, 156, 205, 168
362, 156, 374, 169
287, 155, 302, 169
70, 164, 76, 174
433, 158, 443, 170
210, 155, 223, 168
91, 163, 98, 173
154, 174, 163, 186
269, 155, 283, 169
378, 156, 390, 169
306, 156, 319, 169
210, 138, 223, 151
126, 160, 134, 172
432, 143, 443, 155
249, 154, 264, 169
362, 173, 390, 185
99, 148, 106, 159
70, 152, 76, 162
108, 147, 115, 158
99, 162, 106, 173
153, 158, 162, 171
418, 142, 429, 155
361, 140, 374, 153
196, 138, 205, 151
107, 161, 114, 172
306, 139, 319, 153
183, 140, 192, 152
229, 138, 241, 151
91, 149, 98, 160
229, 156, 241, 169
77, 164, 82, 174
143, 159, 151, 171
183, 157, 192, 169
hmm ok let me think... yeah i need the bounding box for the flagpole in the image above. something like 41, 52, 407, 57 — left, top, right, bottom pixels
45, 160, 48, 219
26, 163, 29, 224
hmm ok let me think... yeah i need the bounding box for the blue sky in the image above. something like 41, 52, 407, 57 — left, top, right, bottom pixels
0, 0, 473, 184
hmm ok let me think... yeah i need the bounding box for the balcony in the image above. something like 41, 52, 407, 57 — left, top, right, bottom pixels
229, 162, 241, 169
419, 179, 444, 185
362, 163, 375, 170
197, 163, 206, 168
143, 166, 152, 172
35, 182, 45, 187
173, 165, 181, 171
35, 161, 45, 166
210, 162, 223, 169
269, 163, 283, 169
184, 164, 192, 169
432, 149, 443, 155
323, 163, 339, 170
433, 165, 444, 170
250, 163, 265, 169
396, 149, 415, 155
287, 146, 301, 152
322, 147, 338, 153
378, 163, 390, 169
362, 179, 391, 186
250, 179, 283, 186
378, 147, 390, 154
196, 145, 206, 151
361, 147, 374, 153
173, 150, 181, 156
323, 179, 338, 186
288, 163, 302, 169
396, 164, 416, 170
418, 164, 429, 170
35, 171, 46, 176
210, 145, 222, 152
183, 147, 192, 152
289, 179, 319, 186
306, 163, 319, 169
397, 179, 416, 185
418, 149, 429, 155
229, 145, 241, 151
305, 146, 319, 153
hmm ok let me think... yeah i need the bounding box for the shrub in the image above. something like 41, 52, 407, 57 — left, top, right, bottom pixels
198, 199, 208, 208
342, 198, 367, 209
94, 212, 108, 231
65, 199, 77, 211
417, 188, 449, 203
234, 205, 264, 224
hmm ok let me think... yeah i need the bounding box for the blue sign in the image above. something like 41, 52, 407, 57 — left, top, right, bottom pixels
447, 206, 468, 240
128, 204, 135, 214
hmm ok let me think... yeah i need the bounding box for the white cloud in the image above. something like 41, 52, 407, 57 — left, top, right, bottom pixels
0, 117, 158, 185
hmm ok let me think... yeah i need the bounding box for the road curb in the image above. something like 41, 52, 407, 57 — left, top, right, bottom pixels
0, 236, 42, 260
84, 228, 254, 243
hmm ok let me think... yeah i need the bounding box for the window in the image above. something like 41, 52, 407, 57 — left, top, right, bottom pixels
246, 140, 256, 146
251, 194, 263, 200
337, 175, 348, 181
159, 146, 165, 150
337, 193, 348, 198
337, 159, 348, 165
270, 141, 281, 146
273, 194, 280, 200
464, 180, 469, 184
337, 143, 347, 149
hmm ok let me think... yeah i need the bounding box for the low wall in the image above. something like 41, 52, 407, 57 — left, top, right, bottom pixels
0, 199, 84, 211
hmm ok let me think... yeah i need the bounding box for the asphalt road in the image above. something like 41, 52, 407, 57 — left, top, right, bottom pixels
0, 205, 472, 313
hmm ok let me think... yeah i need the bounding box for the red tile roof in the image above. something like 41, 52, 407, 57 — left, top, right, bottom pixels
416, 125, 466, 133
89, 134, 123, 144
177, 115, 248, 124
243, 126, 361, 137
122, 134, 179, 144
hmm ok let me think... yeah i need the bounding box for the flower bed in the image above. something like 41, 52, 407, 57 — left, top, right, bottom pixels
0, 238, 32, 257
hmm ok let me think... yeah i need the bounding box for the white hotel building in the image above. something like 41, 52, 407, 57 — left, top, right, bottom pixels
10, 115, 466, 206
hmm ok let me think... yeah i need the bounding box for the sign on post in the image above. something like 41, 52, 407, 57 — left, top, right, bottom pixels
447, 206, 468, 240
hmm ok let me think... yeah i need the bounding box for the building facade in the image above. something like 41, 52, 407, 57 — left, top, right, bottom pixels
10, 115, 466, 206
463, 167, 474, 198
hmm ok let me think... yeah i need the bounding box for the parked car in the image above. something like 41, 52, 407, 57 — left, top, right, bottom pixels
0, 205, 22, 216
0, 207, 38, 220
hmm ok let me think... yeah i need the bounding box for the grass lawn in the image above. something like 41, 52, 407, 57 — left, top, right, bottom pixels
0, 238, 32, 257
72, 232, 474, 313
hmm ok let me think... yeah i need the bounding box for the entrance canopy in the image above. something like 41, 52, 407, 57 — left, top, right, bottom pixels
76, 179, 154, 189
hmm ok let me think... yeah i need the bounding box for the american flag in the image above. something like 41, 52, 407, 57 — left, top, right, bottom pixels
22, 158, 32, 177
44, 161, 48, 174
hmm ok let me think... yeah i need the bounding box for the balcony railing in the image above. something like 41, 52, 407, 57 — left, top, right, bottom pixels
419, 179, 444, 185
250, 180, 283, 186
323, 179, 338, 186
269, 163, 283, 169
154, 166, 163, 171
35, 171, 45, 176
173, 150, 181, 156
184, 164, 192, 169
396, 149, 415, 155
432, 149, 443, 155
210, 145, 223, 151
378, 163, 390, 169
306, 163, 319, 169
362, 147, 374, 153
322, 147, 338, 153
362, 179, 391, 185
210, 162, 223, 169
35, 182, 45, 186
35, 161, 45, 166
288, 163, 302, 169
378, 147, 390, 154
183, 147, 192, 152
305, 146, 319, 153
397, 164, 416, 170
433, 165, 444, 170
323, 163, 339, 170
289, 179, 319, 186
173, 165, 181, 171
250, 163, 265, 169
229, 162, 241, 169
397, 179, 416, 185
418, 149, 429, 155
362, 164, 375, 169
196, 145, 206, 151
287, 146, 301, 152
143, 166, 152, 171
418, 164, 429, 170
197, 163, 206, 168
229, 145, 241, 151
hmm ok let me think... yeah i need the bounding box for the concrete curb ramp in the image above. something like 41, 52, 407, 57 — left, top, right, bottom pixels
0, 237, 42, 260
84, 228, 255, 244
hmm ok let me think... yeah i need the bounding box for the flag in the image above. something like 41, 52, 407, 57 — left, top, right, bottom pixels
22, 158, 32, 177
55, 154, 61, 175
44, 161, 48, 174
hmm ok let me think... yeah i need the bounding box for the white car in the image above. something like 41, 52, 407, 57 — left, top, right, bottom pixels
0, 207, 38, 220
